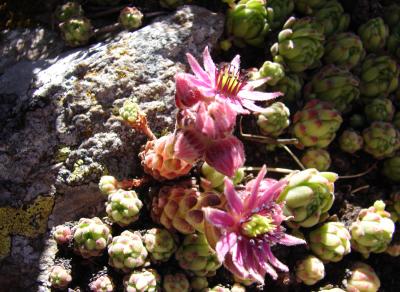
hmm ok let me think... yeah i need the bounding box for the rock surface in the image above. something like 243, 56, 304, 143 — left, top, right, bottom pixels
0, 5, 224, 290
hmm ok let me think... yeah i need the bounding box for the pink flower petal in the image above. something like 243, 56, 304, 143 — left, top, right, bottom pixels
174, 130, 205, 162
224, 177, 244, 214
245, 249, 265, 284
215, 231, 237, 262
175, 73, 202, 109
240, 99, 269, 113
203, 47, 216, 84
205, 136, 245, 177
254, 248, 278, 280
265, 246, 289, 272
278, 234, 307, 246
186, 53, 211, 84
203, 207, 235, 229
257, 179, 288, 207
230, 54, 241, 75
224, 248, 249, 280
237, 90, 283, 101
243, 77, 270, 90
245, 165, 267, 212
196, 102, 217, 138
216, 95, 249, 114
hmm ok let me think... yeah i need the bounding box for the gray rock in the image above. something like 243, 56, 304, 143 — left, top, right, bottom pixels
0, 5, 224, 290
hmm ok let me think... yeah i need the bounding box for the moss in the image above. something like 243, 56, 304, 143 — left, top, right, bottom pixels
0, 196, 54, 260
67, 160, 105, 184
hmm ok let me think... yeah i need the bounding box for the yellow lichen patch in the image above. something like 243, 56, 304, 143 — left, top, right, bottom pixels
0, 196, 54, 260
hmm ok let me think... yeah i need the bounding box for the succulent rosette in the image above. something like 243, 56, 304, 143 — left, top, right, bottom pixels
200, 162, 244, 192
49, 265, 72, 289
271, 17, 325, 72
163, 273, 190, 292
123, 269, 160, 292
266, 0, 294, 29
338, 130, 364, 154
225, 0, 271, 47
89, 275, 114, 292
309, 222, 351, 262
295, 0, 325, 15
350, 200, 395, 258
59, 17, 93, 47
292, 100, 343, 148
394, 112, 400, 130
295, 255, 325, 285
151, 183, 225, 234
358, 17, 389, 53
108, 230, 148, 272
314, 0, 350, 37
160, 0, 184, 9
203, 166, 306, 283
343, 262, 381, 292
106, 190, 143, 226
139, 133, 193, 180
119, 7, 143, 30
359, 55, 399, 101
303, 65, 360, 112
191, 276, 208, 291
53, 225, 73, 245
175, 233, 222, 277
143, 228, 177, 262
383, 156, 400, 182
252, 61, 285, 86
277, 169, 337, 227
270, 73, 303, 104
387, 24, 400, 59
256, 102, 290, 137
323, 32, 365, 69
383, 4, 400, 28
73, 217, 112, 258
55, 2, 84, 23
300, 148, 331, 171
364, 98, 395, 122
99, 175, 119, 196
362, 122, 400, 159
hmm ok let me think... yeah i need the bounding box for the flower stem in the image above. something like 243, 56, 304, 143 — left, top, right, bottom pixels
242, 166, 295, 174
281, 145, 305, 170
350, 185, 370, 194
339, 164, 377, 179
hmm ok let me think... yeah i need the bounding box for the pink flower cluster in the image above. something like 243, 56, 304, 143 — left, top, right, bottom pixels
174, 47, 281, 176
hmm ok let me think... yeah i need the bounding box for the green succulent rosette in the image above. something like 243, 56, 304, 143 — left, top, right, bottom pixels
323, 32, 365, 69
106, 189, 143, 226
55, 2, 84, 23
301, 148, 331, 171
362, 122, 400, 159
350, 201, 395, 258
359, 55, 399, 101
358, 17, 389, 53
226, 0, 271, 47
73, 217, 112, 258
59, 17, 93, 47
278, 169, 338, 228
383, 156, 400, 182
271, 17, 325, 72
266, 0, 294, 29
364, 97, 395, 122
163, 273, 190, 292
200, 162, 244, 192
256, 102, 290, 137
295, 0, 325, 15
387, 24, 400, 59
309, 222, 351, 262
383, 4, 400, 28
160, 0, 184, 9
314, 0, 350, 37
394, 112, 400, 130
175, 233, 221, 277
123, 269, 160, 292
270, 73, 303, 104
108, 230, 148, 272
119, 7, 143, 30
254, 61, 285, 86
295, 255, 325, 285
303, 65, 360, 112
143, 228, 177, 262
292, 100, 343, 148
344, 262, 381, 292
338, 130, 364, 154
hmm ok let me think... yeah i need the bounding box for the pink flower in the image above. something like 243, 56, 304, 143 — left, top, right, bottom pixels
176, 47, 282, 114
174, 100, 245, 177
203, 166, 306, 283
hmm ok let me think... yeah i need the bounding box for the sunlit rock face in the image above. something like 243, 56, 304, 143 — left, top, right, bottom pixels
0, 6, 224, 290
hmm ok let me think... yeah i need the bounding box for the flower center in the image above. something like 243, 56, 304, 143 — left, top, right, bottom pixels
241, 214, 276, 238
215, 65, 247, 98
